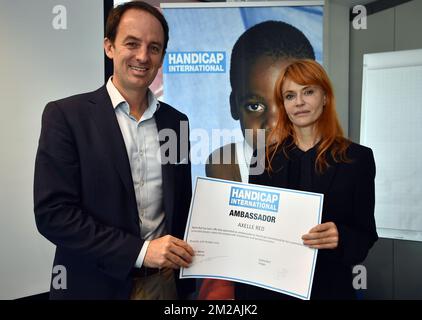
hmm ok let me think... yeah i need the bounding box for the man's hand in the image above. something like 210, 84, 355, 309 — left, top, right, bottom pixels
302, 222, 339, 249
143, 235, 194, 269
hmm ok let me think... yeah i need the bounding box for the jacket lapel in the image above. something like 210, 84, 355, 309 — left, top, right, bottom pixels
268, 150, 290, 188
270, 146, 337, 200
313, 157, 337, 195
154, 104, 175, 226
88, 86, 137, 205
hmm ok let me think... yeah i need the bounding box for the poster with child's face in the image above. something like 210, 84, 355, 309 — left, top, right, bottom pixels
162, 2, 323, 182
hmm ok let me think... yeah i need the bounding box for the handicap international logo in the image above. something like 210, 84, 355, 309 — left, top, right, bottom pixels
229, 186, 279, 213
164, 51, 226, 73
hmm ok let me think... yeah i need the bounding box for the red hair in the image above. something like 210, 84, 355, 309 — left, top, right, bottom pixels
267, 59, 350, 173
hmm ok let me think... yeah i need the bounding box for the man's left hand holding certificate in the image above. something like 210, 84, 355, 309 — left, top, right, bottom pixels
181, 177, 323, 300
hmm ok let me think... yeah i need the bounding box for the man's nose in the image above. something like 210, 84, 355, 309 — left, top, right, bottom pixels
135, 46, 149, 62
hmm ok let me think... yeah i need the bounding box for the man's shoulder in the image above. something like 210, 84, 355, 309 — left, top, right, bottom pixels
42, 86, 109, 121
157, 100, 189, 121
50, 86, 106, 107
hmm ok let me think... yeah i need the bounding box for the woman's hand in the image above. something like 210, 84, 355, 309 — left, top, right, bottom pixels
302, 222, 339, 249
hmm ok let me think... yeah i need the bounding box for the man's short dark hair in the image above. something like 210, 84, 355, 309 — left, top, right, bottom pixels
105, 1, 169, 54
230, 20, 315, 92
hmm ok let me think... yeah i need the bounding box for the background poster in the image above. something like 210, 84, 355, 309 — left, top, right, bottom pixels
162, 2, 324, 181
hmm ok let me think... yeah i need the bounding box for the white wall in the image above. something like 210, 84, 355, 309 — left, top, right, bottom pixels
349, 0, 422, 299
0, 0, 104, 299
323, 0, 350, 136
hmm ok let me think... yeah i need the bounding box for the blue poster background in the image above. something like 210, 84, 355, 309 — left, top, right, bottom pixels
162, 4, 323, 181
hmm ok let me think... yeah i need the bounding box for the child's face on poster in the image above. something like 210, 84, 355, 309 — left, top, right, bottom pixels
231, 56, 291, 148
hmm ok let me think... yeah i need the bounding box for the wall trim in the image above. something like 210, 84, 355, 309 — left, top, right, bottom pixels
349, 0, 412, 20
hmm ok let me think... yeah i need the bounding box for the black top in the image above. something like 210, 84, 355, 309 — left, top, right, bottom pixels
288, 144, 317, 192
236, 141, 378, 300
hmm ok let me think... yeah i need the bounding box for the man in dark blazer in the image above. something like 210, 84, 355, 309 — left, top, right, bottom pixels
34, 1, 194, 299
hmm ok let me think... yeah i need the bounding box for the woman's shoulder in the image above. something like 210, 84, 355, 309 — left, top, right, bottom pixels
342, 141, 375, 177
345, 141, 374, 160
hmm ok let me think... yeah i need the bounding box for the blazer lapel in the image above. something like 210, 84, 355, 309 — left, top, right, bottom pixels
268, 150, 289, 188
313, 158, 337, 195
270, 146, 337, 195
88, 86, 136, 203
154, 105, 175, 226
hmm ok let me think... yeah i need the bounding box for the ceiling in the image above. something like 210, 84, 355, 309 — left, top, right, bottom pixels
332, 0, 375, 8
208, 0, 378, 9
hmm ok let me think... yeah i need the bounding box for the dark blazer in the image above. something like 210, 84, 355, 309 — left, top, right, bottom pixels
34, 85, 194, 299
235, 142, 378, 300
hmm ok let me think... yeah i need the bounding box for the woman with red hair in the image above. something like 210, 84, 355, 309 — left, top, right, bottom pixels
235, 59, 378, 299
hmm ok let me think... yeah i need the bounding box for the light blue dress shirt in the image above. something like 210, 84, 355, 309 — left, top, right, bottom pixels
106, 78, 166, 268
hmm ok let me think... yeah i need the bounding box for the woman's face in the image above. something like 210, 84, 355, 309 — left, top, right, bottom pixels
281, 78, 326, 131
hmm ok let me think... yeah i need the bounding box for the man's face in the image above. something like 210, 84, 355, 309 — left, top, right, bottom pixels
104, 9, 164, 94
231, 56, 290, 148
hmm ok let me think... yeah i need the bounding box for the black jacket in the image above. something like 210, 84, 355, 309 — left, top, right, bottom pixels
236, 142, 378, 299
34, 86, 194, 299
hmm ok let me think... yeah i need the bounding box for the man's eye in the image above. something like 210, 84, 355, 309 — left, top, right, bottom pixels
150, 46, 161, 54
245, 103, 265, 112
126, 42, 138, 48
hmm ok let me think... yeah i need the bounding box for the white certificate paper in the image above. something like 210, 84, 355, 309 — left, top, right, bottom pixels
180, 177, 323, 300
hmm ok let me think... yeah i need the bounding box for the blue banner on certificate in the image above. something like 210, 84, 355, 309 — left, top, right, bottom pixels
180, 177, 323, 300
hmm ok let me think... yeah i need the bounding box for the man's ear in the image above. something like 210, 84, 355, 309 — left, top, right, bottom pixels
104, 38, 114, 59
230, 92, 239, 120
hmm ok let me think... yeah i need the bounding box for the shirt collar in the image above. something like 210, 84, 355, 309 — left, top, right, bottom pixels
106, 77, 160, 120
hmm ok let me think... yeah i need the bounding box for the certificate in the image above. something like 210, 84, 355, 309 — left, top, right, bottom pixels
180, 177, 323, 300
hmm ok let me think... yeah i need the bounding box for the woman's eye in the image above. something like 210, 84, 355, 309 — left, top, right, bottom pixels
245, 103, 265, 112
284, 94, 295, 101
304, 89, 314, 96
